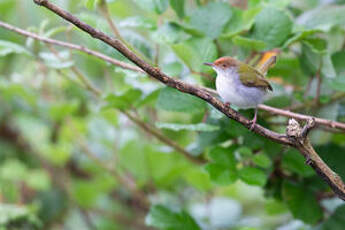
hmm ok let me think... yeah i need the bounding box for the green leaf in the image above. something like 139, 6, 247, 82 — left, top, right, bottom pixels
302, 37, 327, 54
146, 205, 201, 230
301, 44, 336, 78
282, 29, 321, 48
252, 154, 272, 169
39, 51, 74, 69
0, 160, 27, 181
325, 75, 345, 92
105, 89, 142, 110
156, 87, 206, 113
156, 122, 220, 132
189, 2, 232, 39
172, 37, 217, 72
133, 0, 169, 14
265, 0, 293, 9
282, 181, 323, 224
162, 62, 183, 76
209, 146, 237, 166
252, 7, 292, 49
236, 146, 253, 157
317, 144, 345, 180
119, 16, 156, 30
232, 36, 267, 51
154, 0, 169, 14
332, 51, 345, 75
0, 40, 31, 56
184, 168, 212, 191
26, 170, 51, 191
85, 0, 99, 10
49, 102, 79, 121
136, 89, 161, 108
205, 163, 238, 185
152, 22, 191, 44
322, 205, 345, 230
170, 22, 205, 37
205, 146, 238, 185
222, 7, 261, 38
265, 199, 288, 215
239, 167, 267, 186
170, 0, 185, 18
44, 26, 69, 38
297, 5, 345, 32
282, 149, 314, 177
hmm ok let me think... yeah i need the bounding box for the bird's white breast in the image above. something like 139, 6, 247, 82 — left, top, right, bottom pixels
215, 67, 266, 109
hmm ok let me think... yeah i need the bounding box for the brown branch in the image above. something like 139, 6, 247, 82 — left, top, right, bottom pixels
1, 19, 344, 132
286, 119, 345, 200
258, 104, 345, 131
0, 20, 144, 74
12, 0, 345, 200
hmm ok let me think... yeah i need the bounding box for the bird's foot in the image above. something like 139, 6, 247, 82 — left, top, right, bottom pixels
249, 117, 257, 131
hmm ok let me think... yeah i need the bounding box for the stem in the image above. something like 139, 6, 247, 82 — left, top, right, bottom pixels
98, 0, 153, 64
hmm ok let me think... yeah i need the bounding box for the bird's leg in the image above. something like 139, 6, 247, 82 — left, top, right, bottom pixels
225, 102, 231, 110
249, 107, 258, 131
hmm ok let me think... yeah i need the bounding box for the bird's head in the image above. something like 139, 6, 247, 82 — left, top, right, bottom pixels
204, 57, 240, 75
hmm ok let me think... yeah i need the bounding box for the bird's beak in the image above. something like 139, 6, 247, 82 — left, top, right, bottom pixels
204, 62, 214, 67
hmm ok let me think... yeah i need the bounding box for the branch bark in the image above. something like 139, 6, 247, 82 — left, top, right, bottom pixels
8, 0, 345, 200
286, 119, 345, 200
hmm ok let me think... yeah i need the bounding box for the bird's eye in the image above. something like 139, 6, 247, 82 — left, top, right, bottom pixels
222, 64, 227, 68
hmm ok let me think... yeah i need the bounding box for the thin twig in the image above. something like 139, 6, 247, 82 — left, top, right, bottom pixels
258, 104, 345, 131
98, 0, 152, 64
99, 0, 124, 42
122, 110, 206, 164
0, 20, 145, 73
46, 44, 102, 96
31, 0, 345, 200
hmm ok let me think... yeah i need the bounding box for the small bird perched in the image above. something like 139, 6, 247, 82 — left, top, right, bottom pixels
204, 56, 273, 130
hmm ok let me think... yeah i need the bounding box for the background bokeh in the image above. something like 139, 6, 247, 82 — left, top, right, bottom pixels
0, 0, 345, 229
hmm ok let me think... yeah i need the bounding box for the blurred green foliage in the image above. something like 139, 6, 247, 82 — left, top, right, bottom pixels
0, 0, 345, 229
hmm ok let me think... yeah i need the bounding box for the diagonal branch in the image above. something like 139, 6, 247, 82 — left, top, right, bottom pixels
12, 0, 345, 200
32, 0, 293, 145
1, 20, 344, 132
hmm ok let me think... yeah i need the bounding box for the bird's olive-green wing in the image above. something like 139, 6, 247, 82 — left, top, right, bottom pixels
238, 63, 273, 91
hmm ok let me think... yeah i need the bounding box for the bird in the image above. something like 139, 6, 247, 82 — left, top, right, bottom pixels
204, 56, 273, 130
